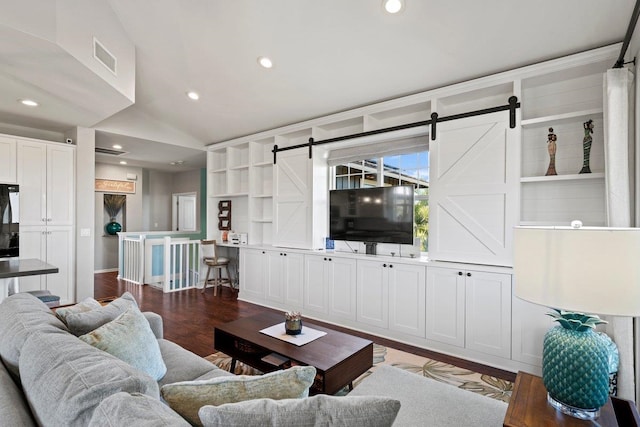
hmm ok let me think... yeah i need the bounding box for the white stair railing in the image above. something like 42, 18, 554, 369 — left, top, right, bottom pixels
162, 237, 200, 293
121, 235, 145, 284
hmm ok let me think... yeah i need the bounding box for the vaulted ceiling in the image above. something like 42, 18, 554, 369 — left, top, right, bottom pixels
0, 0, 635, 171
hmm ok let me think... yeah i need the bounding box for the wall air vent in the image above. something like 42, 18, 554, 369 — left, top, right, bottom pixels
93, 37, 117, 75
95, 147, 127, 156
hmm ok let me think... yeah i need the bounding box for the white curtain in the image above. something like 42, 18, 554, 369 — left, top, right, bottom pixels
603, 67, 636, 401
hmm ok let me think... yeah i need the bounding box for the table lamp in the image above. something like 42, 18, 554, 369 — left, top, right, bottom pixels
513, 222, 640, 420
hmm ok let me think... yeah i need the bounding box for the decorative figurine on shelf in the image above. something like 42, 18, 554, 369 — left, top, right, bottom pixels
284, 311, 303, 335
545, 127, 558, 176
579, 119, 594, 174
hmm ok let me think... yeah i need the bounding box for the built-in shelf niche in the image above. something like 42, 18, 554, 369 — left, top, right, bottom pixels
364, 101, 431, 131
436, 83, 514, 117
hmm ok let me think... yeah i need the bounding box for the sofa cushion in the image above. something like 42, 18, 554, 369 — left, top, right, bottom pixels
64, 292, 139, 336
0, 359, 36, 426
198, 395, 401, 427
157, 339, 227, 387
161, 365, 316, 426
79, 306, 167, 381
88, 392, 190, 427
19, 329, 159, 427
0, 292, 68, 379
55, 297, 102, 322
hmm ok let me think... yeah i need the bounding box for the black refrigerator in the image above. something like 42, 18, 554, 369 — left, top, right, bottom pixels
0, 184, 19, 258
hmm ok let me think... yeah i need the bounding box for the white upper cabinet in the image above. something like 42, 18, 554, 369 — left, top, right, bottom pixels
0, 136, 17, 184
18, 141, 74, 226
429, 111, 519, 266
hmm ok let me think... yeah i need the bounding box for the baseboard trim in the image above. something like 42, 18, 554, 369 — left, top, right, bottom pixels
94, 268, 119, 274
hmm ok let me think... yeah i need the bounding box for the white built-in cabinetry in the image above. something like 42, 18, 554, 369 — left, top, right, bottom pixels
356, 259, 426, 338
304, 255, 357, 321
15, 139, 75, 304
426, 266, 512, 359
0, 136, 17, 183
218, 44, 620, 375
265, 250, 304, 308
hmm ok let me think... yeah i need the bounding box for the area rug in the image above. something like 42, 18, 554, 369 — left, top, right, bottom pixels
205, 344, 512, 403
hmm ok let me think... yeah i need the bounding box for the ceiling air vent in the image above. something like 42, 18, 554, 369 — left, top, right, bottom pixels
95, 147, 127, 156
93, 37, 117, 75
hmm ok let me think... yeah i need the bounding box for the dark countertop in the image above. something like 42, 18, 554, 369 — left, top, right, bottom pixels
0, 258, 59, 279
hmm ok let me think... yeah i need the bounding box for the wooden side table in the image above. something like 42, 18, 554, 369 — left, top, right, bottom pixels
504, 372, 626, 426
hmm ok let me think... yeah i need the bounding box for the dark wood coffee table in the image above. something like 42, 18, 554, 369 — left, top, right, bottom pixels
214, 312, 373, 395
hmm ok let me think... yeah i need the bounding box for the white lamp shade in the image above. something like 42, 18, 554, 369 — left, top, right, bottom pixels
513, 226, 640, 316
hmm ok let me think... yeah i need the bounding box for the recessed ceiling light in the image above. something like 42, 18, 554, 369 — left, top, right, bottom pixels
186, 91, 200, 100
383, 0, 403, 13
112, 144, 122, 150
119, 161, 127, 165
19, 99, 39, 107
257, 56, 273, 69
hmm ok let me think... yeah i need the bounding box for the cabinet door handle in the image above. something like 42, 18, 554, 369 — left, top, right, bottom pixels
284, 253, 287, 256
466, 272, 471, 277
324, 257, 327, 261
383, 264, 387, 268
328, 258, 332, 262
389, 264, 393, 268
458, 271, 463, 276
42, 218, 46, 222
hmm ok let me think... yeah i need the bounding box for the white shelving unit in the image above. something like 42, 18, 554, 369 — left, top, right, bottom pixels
518, 55, 610, 228
248, 137, 275, 245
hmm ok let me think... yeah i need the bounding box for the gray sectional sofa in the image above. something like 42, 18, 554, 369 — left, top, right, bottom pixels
0, 292, 234, 426
0, 292, 507, 426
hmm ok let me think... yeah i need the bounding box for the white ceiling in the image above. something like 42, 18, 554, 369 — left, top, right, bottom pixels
0, 0, 636, 172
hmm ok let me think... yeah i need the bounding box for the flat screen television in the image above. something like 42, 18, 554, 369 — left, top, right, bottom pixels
329, 185, 414, 245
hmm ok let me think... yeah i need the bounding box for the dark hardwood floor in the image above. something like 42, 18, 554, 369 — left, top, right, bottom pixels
94, 271, 516, 382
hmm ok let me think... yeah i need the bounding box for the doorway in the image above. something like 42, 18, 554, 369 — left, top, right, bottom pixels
172, 192, 197, 232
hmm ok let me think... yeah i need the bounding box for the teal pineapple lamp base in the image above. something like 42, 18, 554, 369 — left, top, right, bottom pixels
542, 313, 611, 421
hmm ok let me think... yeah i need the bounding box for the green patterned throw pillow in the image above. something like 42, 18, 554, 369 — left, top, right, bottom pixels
161, 366, 316, 426
198, 395, 401, 427
79, 306, 167, 381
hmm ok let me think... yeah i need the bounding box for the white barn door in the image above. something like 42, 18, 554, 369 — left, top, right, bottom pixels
273, 150, 311, 248
429, 111, 519, 266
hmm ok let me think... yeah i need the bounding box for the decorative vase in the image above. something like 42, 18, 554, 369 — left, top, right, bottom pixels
285, 311, 303, 335
542, 311, 610, 419
285, 318, 302, 335
105, 218, 122, 235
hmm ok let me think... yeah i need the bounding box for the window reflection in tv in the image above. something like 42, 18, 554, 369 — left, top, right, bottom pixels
329, 185, 414, 245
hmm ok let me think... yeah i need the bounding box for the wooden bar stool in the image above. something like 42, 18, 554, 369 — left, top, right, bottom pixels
201, 240, 233, 295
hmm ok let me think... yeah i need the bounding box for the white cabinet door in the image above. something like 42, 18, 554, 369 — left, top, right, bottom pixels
17, 225, 73, 303
429, 111, 519, 266
17, 227, 47, 292
389, 263, 426, 338
239, 248, 266, 301
465, 271, 512, 358
327, 256, 357, 321
46, 144, 74, 226
45, 226, 74, 304
303, 255, 328, 314
512, 296, 553, 368
283, 251, 304, 309
426, 266, 466, 347
356, 259, 388, 329
17, 141, 47, 226
0, 136, 16, 183
265, 250, 285, 303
